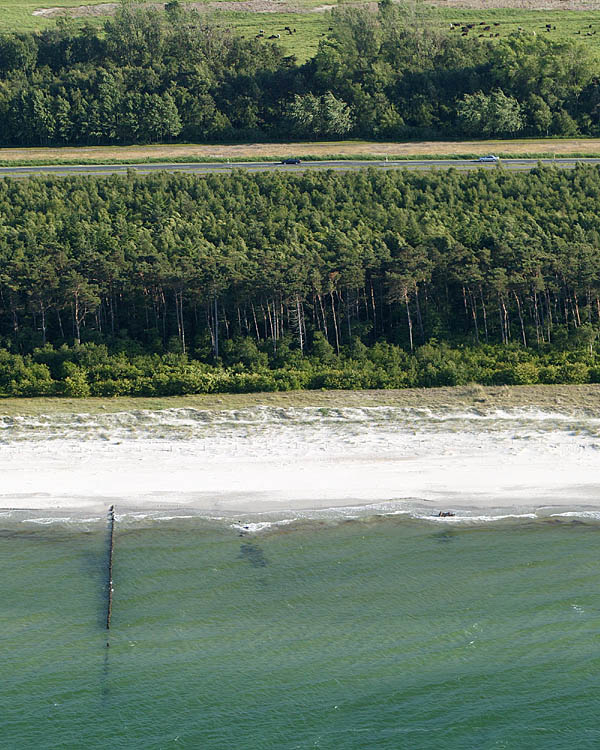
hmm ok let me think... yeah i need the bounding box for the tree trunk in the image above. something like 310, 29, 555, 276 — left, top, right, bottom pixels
468, 288, 479, 345
330, 290, 340, 354
291, 295, 304, 353
533, 289, 541, 345
414, 285, 425, 342
317, 293, 329, 340
513, 291, 527, 347
40, 303, 47, 346
345, 290, 352, 339
251, 303, 260, 341
498, 299, 506, 345
404, 289, 413, 352
480, 288, 488, 344
214, 296, 219, 358
370, 280, 377, 336
73, 292, 81, 345
56, 306, 64, 339
175, 289, 186, 354
573, 291, 581, 326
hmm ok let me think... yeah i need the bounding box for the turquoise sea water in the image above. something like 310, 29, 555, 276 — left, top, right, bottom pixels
3, 514, 600, 749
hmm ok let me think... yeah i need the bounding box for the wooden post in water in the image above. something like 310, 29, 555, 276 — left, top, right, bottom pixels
106, 505, 115, 631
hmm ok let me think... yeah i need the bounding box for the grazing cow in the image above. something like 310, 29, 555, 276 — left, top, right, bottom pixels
483, 25, 490, 30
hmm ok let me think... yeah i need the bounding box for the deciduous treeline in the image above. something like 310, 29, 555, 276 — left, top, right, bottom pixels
0, 3, 599, 144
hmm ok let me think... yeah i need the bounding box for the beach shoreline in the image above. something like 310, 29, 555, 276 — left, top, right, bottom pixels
4, 500, 600, 530
3, 384, 600, 517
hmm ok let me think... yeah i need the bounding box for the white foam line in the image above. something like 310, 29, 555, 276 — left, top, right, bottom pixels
231, 519, 295, 533
23, 516, 104, 525
416, 513, 538, 523
154, 515, 195, 521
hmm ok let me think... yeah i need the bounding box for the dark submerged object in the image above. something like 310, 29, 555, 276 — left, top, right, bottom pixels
239, 542, 268, 568
433, 529, 455, 543
437, 511, 456, 517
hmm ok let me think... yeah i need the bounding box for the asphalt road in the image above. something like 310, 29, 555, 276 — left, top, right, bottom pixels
1, 157, 599, 177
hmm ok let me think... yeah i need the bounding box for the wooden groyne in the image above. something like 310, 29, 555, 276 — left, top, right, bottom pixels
106, 505, 115, 631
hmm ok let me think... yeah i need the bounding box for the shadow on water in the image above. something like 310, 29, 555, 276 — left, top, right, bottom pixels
101, 507, 115, 704
0, 528, 38, 540
102, 642, 111, 702
239, 541, 268, 568
77, 546, 110, 630
80, 510, 114, 630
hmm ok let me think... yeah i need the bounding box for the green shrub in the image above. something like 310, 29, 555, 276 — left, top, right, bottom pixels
1, 341, 599, 398
90, 379, 132, 397
538, 365, 562, 384
62, 368, 91, 397
558, 363, 590, 384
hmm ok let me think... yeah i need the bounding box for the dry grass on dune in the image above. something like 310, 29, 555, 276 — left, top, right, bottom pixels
2, 384, 600, 416
2, 139, 600, 163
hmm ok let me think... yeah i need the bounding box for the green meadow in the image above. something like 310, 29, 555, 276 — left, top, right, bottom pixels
0, 0, 104, 33
212, 10, 330, 61
2, 0, 600, 63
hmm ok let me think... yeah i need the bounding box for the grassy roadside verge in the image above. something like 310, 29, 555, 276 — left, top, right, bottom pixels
2, 139, 600, 167
1, 152, 600, 168
2, 384, 600, 416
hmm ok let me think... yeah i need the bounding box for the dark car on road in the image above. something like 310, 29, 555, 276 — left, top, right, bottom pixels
281, 158, 301, 164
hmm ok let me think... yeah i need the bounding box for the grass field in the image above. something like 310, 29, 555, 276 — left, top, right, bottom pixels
1, 138, 600, 165
3, 0, 600, 62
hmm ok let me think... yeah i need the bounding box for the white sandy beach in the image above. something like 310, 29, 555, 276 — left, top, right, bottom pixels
2, 400, 600, 520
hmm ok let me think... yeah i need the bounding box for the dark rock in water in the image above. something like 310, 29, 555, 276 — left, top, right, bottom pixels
239, 542, 268, 567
